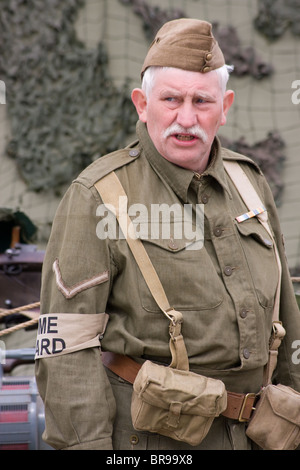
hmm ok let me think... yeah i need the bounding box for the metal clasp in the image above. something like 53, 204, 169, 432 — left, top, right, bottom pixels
238, 393, 257, 422
272, 320, 285, 338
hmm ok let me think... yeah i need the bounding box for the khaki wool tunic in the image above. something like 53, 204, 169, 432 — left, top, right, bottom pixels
35, 121, 300, 450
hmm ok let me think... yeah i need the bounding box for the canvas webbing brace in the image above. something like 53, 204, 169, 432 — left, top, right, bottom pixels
94, 172, 189, 371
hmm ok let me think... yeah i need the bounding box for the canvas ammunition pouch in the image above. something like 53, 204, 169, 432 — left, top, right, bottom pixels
246, 384, 300, 450
130, 310, 227, 446
244, 319, 300, 450
131, 360, 227, 446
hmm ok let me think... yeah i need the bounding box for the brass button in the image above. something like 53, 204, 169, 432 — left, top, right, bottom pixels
203, 66, 211, 73
130, 434, 139, 445
129, 149, 139, 157
240, 308, 248, 319
168, 238, 178, 250
224, 266, 233, 276
206, 53, 212, 61
243, 348, 250, 359
214, 227, 222, 237
201, 194, 209, 204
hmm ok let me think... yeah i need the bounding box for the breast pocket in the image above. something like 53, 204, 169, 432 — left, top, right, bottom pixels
136, 220, 225, 313
236, 218, 279, 309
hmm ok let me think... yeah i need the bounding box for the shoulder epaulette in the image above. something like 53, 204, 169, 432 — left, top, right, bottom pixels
75, 141, 140, 188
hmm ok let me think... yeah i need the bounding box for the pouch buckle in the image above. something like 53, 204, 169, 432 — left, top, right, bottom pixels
239, 393, 257, 422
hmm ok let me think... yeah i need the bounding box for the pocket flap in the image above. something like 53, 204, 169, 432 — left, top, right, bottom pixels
236, 219, 273, 248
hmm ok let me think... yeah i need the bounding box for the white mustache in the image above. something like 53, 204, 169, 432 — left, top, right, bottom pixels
162, 123, 208, 143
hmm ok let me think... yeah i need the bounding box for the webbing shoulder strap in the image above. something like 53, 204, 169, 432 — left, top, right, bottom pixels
223, 160, 285, 385
94, 172, 189, 371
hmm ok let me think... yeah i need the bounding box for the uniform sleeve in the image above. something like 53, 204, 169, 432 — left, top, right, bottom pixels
35, 181, 117, 450
261, 176, 300, 391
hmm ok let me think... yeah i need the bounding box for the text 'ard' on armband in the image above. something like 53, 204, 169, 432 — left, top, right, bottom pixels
35, 313, 108, 359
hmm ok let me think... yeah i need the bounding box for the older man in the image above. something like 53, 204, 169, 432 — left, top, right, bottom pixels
35, 19, 300, 450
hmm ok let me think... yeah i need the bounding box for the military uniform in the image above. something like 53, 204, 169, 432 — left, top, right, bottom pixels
35, 120, 300, 450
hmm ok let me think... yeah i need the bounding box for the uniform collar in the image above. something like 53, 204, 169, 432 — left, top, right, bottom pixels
136, 120, 232, 202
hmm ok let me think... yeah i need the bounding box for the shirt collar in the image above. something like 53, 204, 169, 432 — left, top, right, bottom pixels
136, 120, 231, 202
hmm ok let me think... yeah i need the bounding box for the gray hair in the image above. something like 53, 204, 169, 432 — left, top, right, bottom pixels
142, 64, 234, 99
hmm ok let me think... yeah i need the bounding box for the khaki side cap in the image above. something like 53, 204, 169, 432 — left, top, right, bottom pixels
141, 18, 225, 76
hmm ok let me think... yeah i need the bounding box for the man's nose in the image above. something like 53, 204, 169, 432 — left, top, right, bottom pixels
176, 103, 198, 128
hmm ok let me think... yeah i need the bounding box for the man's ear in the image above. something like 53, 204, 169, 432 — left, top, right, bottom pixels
220, 89, 235, 126
131, 88, 148, 122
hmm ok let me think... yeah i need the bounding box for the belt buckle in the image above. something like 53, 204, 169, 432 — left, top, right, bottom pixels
238, 393, 256, 422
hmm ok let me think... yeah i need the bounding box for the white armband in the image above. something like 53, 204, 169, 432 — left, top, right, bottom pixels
35, 312, 108, 359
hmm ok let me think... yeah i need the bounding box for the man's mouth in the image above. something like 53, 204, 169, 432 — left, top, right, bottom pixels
175, 134, 197, 141
163, 124, 208, 143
